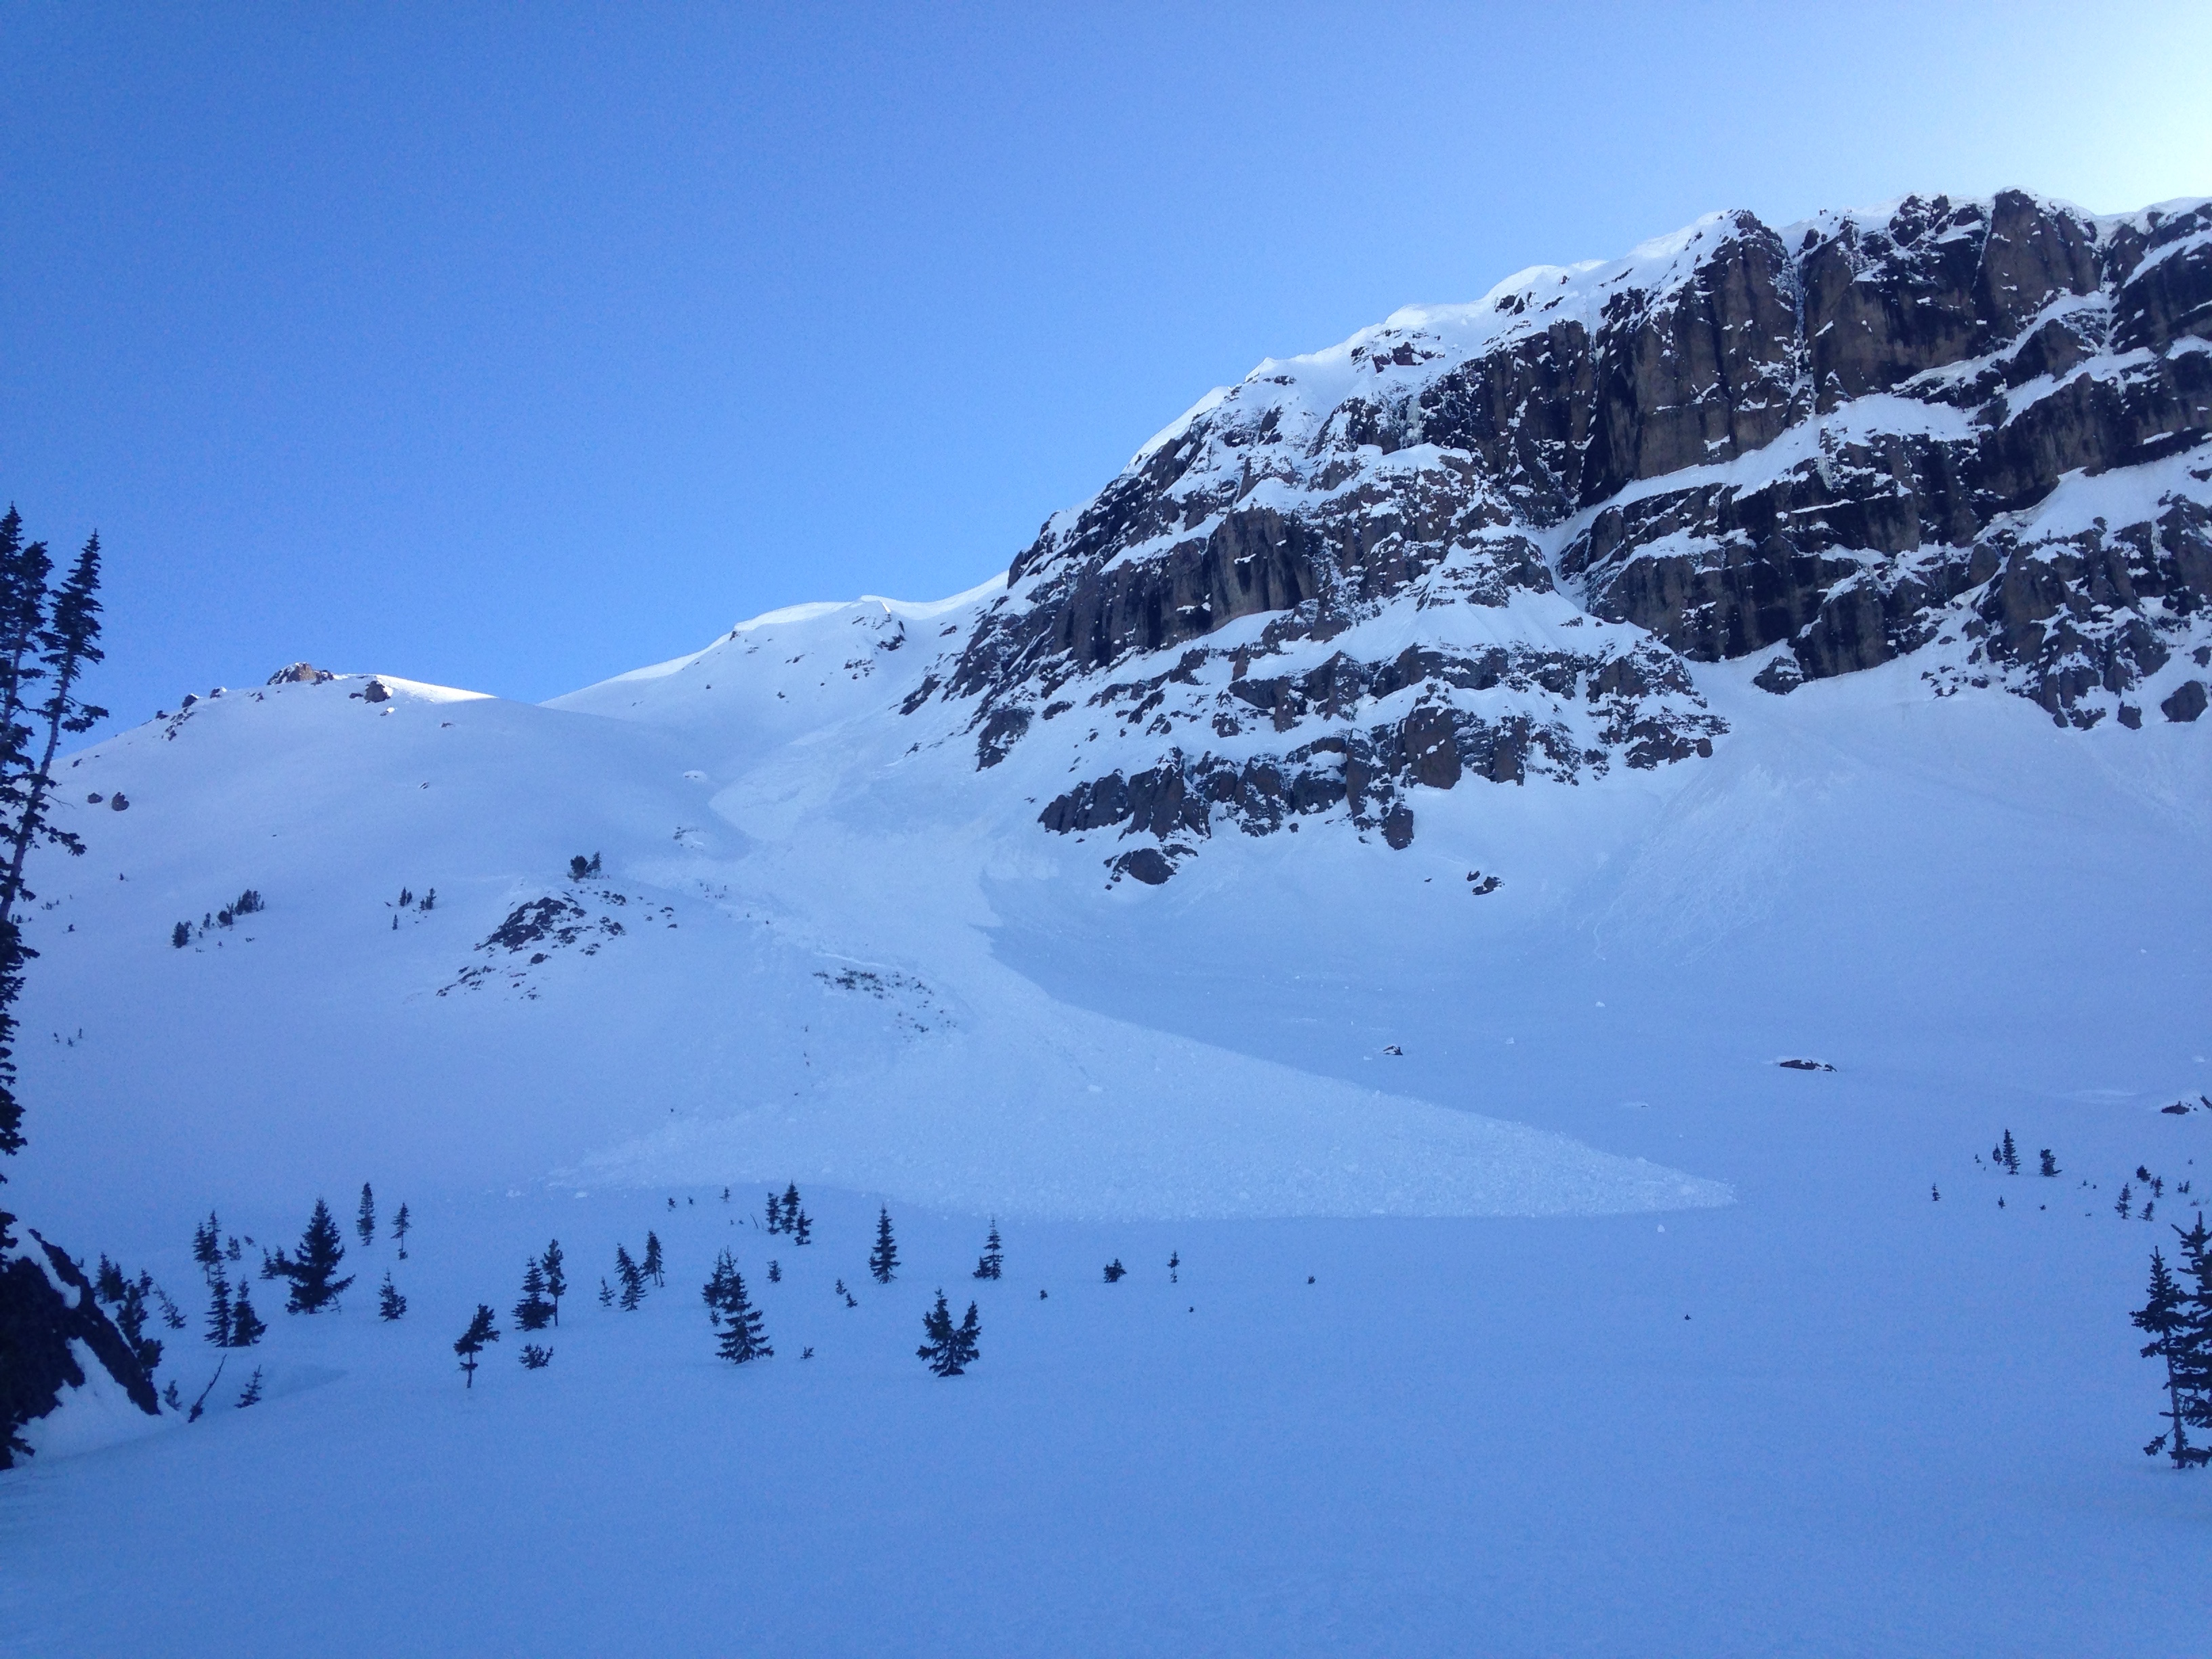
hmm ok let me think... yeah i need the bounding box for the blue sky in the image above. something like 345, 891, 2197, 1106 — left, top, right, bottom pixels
4, 2, 2208, 733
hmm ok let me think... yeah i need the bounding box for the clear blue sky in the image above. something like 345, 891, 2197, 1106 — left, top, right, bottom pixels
5, 2, 2208, 733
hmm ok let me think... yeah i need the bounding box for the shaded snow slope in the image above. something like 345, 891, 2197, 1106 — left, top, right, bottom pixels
14, 646, 1729, 1227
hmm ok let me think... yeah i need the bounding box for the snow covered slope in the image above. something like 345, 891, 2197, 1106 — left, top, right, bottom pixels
3, 191, 2210, 1656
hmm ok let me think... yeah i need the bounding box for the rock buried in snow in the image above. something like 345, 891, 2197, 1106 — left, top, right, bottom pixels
361, 679, 391, 704
1778, 1059, 1836, 1072
266, 661, 335, 686
1110, 847, 1176, 886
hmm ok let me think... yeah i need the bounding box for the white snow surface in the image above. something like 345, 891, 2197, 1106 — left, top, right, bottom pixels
2, 565, 2207, 1654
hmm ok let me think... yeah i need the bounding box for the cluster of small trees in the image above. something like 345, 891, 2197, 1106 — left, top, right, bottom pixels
766, 1183, 812, 1244
162, 1183, 1176, 1398
388, 886, 434, 929
169, 889, 267, 949
188, 1184, 411, 1347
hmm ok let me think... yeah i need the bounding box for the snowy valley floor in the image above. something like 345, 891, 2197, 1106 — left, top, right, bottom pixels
4, 1132, 2212, 1657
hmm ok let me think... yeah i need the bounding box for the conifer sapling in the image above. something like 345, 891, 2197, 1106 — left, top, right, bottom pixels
205, 1271, 232, 1347
227, 1284, 265, 1347
541, 1240, 565, 1326
514, 1258, 553, 1331
973, 1221, 1003, 1280
917, 1291, 981, 1376
377, 1271, 406, 1322
356, 1183, 375, 1247
869, 1207, 899, 1284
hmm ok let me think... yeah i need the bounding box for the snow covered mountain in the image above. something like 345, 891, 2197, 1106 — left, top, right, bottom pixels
5, 192, 2211, 1656
939, 189, 2211, 874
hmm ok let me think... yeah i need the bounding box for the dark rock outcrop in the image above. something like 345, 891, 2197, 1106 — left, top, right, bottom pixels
1, 1231, 162, 1468
918, 191, 2209, 864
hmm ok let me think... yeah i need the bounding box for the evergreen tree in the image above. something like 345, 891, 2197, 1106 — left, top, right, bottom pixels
454, 1304, 499, 1388
1999, 1130, 2020, 1174
643, 1231, 665, 1288
794, 1208, 812, 1246
710, 1257, 771, 1364
2118, 1184, 2134, 1219
2138, 1248, 2194, 1462
781, 1183, 801, 1233
2169, 1216, 2212, 1461
227, 1282, 266, 1347
236, 1366, 263, 1408
869, 1206, 899, 1284
1103, 1258, 1126, 1283
205, 1269, 232, 1347
918, 1291, 981, 1376
597, 1276, 614, 1309
265, 1198, 354, 1313
170, 920, 189, 949
192, 1212, 223, 1275
766, 1258, 780, 1283
973, 1221, 1003, 1280
103, 1270, 162, 1375
390, 1202, 411, 1260
2040, 1149, 2059, 1177
356, 1183, 375, 1247
519, 1343, 553, 1370
1168, 1250, 1181, 1283
703, 1250, 737, 1323
377, 1271, 406, 1322
765, 1189, 785, 1233
514, 1258, 554, 1332
616, 1245, 646, 1310
0, 516, 107, 1248
541, 1240, 566, 1326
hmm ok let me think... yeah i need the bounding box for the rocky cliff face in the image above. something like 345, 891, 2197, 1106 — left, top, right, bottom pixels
922, 191, 2211, 872
1, 1231, 162, 1467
